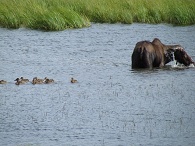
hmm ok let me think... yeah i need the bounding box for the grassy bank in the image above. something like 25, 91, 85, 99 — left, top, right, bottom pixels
0, 0, 195, 31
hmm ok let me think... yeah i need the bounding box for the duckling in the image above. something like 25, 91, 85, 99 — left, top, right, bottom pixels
15, 78, 26, 85
71, 77, 78, 83
44, 77, 54, 84
0, 80, 7, 84
20, 77, 29, 82
31, 77, 36, 84
32, 77, 43, 84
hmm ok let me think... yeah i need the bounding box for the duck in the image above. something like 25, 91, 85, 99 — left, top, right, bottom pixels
71, 77, 78, 83
44, 77, 54, 84
0, 80, 7, 84
32, 77, 44, 84
15, 78, 26, 85
20, 77, 29, 82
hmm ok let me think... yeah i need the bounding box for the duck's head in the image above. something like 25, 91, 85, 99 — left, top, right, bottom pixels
14, 78, 20, 81
33, 77, 38, 80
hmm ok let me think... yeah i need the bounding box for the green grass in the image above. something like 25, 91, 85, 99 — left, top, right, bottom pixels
0, 0, 195, 31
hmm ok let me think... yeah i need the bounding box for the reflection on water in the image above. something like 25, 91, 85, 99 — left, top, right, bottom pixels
0, 24, 195, 146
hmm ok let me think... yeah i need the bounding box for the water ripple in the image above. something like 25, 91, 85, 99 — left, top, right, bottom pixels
0, 24, 195, 146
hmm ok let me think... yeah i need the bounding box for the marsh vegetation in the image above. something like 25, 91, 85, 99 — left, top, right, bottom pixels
0, 0, 195, 31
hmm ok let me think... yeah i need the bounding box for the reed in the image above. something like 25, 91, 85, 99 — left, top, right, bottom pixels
0, 0, 194, 31
0, 0, 90, 30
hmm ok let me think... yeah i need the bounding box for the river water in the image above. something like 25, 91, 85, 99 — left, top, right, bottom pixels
0, 24, 195, 146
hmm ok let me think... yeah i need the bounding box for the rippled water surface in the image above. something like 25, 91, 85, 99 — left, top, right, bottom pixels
0, 24, 195, 146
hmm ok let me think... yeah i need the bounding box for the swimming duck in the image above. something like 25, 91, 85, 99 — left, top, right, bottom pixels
71, 77, 78, 83
0, 80, 7, 84
20, 77, 29, 82
15, 78, 26, 85
32, 77, 44, 84
44, 77, 54, 84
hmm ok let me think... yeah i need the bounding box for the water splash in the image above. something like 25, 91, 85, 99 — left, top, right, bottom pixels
171, 52, 195, 68
170, 52, 186, 69
171, 52, 178, 68
189, 63, 195, 68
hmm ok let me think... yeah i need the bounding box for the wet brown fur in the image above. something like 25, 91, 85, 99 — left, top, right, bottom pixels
132, 38, 180, 69
174, 48, 195, 66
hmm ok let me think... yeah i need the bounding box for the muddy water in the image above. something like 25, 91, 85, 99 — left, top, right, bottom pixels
0, 24, 195, 146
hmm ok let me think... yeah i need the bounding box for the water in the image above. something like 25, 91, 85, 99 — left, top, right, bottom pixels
0, 23, 195, 146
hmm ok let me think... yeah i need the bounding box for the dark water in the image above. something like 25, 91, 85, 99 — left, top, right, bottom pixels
0, 24, 195, 146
